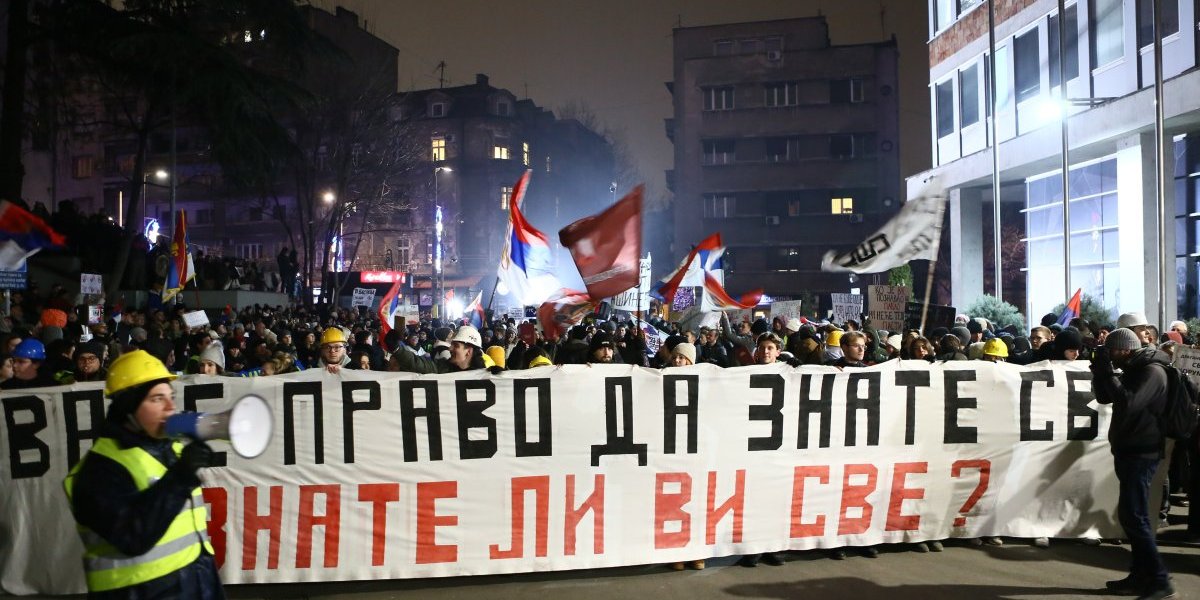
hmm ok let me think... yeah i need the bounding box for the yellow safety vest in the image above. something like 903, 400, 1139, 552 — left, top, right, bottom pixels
63, 437, 214, 592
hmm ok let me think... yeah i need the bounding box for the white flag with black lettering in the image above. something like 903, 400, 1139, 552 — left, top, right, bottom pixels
820, 193, 946, 274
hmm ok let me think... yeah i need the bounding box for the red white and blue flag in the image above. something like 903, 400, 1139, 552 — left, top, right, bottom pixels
701, 271, 762, 310
378, 281, 403, 343
161, 211, 194, 302
497, 170, 560, 305
1056, 288, 1082, 327
536, 288, 597, 341
651, 233, 722, 305
0, 200, 66, 270
465, 290, 487, 330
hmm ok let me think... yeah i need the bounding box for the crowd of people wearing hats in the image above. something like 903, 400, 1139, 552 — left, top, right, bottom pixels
3, 282, 1195, 590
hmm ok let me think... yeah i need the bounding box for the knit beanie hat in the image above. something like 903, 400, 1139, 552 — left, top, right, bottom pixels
671, 342, 696, 364
1055, 328, 1084, 351
951, 326, 971, 347
750, 318, 769, 336
41, 325, 63, 344
1105, 328, 1142, 351
200, 343, 226, 370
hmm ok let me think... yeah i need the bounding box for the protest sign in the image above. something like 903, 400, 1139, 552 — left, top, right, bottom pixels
830, 293, 864, 324
80, 273, 103, 295
867, 285, 909, 331
905, 302, 957, 332
181, 310, 210, 328
1, 362, 1118, 594
769, 300, 803, 325
352, 287, 377, 308
86, 305, 104, 325
1173, 346, 1200, 376
611, 257, 651, 312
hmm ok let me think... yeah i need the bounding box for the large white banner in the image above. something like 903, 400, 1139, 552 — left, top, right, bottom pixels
820, 194, 945, 273
1, 361, 1120, 595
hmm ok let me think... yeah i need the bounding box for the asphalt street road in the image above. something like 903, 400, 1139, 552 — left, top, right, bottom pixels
11, 511, 1199, 599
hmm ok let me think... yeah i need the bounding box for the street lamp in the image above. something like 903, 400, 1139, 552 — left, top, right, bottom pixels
434, 166, 452, 319
142, 169, 169, 239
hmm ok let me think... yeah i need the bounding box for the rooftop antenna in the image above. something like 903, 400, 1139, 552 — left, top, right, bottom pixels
435, 61, 447, 88
675, 14, 682, 28
879, 1, 886, 38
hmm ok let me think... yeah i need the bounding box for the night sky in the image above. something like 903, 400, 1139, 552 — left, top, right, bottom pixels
320, 0, 931, 202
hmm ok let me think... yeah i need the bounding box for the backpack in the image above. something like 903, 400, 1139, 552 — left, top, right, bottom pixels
1159, 364, 1200, 440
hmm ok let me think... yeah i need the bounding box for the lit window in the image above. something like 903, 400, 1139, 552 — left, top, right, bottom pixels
243, 30, 253, 43
522, 142, 530, 166
501, 186, 513, 210
431, 136, 446, 161
703, 86, 735, 111
493, 145, 510, 160
546, 156, 552, 173
72, 156, 93, 179
832, 197, 854, 214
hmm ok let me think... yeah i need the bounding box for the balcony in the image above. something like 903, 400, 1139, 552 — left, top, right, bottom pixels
700, 159, 877, 190
664, 118, 675, 142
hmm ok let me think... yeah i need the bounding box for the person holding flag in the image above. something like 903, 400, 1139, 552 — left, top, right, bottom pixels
161, 212, 194, 303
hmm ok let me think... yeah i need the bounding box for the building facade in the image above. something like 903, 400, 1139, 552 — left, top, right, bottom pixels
378, 74, 616, 308
667, 17, 901, 306
913, 0, 1199, 324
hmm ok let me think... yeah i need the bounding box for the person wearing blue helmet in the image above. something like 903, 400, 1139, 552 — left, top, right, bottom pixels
1, 338, 54, 389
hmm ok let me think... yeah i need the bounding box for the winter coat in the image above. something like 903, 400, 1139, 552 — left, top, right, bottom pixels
1091, 346, 1170, 458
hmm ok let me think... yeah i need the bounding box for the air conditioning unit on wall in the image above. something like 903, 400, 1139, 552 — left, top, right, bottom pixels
765, 216, 781, 226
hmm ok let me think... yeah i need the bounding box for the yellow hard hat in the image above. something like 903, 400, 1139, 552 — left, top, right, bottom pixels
983, 338, 1009, 358
826, 330, 843, 346
321, 327, 347, 346
485, 346, 506, 369
105, 349, 177, 396
528, 354, 553, 368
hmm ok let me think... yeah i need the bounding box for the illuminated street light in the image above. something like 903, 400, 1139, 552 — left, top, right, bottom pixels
323, 191, 336, 203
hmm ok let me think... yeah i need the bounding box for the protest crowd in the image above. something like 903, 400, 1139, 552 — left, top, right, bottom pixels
1, 185, 1193, 599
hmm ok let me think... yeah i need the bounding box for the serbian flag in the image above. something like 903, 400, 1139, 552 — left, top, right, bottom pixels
161, 211, 195, 302
651, 232, 722, 305
536, 288, 597, 341
0, 200, 66, 270
702, 271, 762, 310
559, 185, 642, 299
465, 290, 487, 329
378, 281, 403, 342
497, 170, 560, 305
1056, 288, 1082, 327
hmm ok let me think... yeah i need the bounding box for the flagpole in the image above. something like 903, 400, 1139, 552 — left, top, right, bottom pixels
485, 275, 500, 315
918, 195, 948, 335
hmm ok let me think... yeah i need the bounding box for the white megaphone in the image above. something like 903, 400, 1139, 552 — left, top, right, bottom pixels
164, 395, 274, 459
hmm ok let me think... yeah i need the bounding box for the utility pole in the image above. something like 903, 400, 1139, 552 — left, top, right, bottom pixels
436, 61, 447, 89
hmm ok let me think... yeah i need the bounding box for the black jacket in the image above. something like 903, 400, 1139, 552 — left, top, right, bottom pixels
1092, 346, 1169, 458
68, 420, 223, 599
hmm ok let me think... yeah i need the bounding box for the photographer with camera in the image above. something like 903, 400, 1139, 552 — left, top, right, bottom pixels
1090, 328, 1175, 599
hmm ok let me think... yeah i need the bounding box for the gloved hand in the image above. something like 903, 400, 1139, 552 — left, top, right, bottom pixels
488, 366, 504, 376
175, 441, 215, 476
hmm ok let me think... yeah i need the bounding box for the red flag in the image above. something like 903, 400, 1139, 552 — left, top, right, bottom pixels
537, 288, 598, 342
558, 185, 643, 299
653, 232, 722, 305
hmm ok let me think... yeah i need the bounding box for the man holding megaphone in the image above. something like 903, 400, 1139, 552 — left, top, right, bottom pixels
63, 350, 224, 599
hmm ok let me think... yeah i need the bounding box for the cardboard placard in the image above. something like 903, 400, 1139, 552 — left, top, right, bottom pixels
769, 300, 804, 325
87, 305, 104, 325
867, 285, 910, 332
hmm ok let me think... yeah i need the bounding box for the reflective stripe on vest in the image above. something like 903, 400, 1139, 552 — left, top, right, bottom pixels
63, 437, 214, 592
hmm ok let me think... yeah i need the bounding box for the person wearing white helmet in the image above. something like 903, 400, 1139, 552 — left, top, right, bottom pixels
390, 325, 486, 374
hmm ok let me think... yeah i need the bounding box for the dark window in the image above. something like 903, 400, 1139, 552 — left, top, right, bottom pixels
960, 65, 980, 127
703, 140, 736, 165
936, 79, 955, 138
714, 40, 734, 56
1014, 28, 1040, 102
830, 134, 854, 159
703, 86, 735, 110
1048, 6, 1080, 88
766, 138, 790, 162
830, 79, 864, 103
1138, 0, 1180, 47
